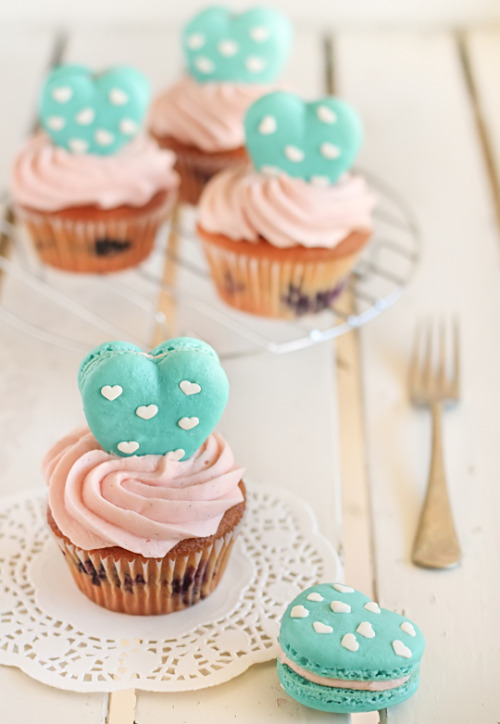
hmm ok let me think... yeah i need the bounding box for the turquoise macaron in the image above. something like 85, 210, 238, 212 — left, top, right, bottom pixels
277, 583, 425, 714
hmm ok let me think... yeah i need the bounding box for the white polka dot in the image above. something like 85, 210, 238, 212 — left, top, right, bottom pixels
392, 640, 412, 659
320, 142, 341, 159
46, 116, 65, 131
310, 176, 330, 187
168, 448, 185, 461
68, 138, 88, 154
245, 56, 267, 73
95, 129, 114, 146
120, 118, 138, 135
400, 622, 416, 637
258, 115, 277, 135
290, 605, 309, 619
117, 441, 139, 455
249, 26, 270, 41
313, 621, 333, 634
317, 105, 337, 124
341, 633, 359, 652
100, 385, 123, 401
187, 33, 205, 50
306, 592, 324, 602
178, 417, 199, 431
356, 621, 375, 639
52, 86, 72, 103
364, 601, 381, 614
261, 165, 281, 177
75, 107, 95, 125
330, 600, 351, 614
332, 584, 355, 593
179, 380, 201, 396
109, 88, 129, 106
284, 145, 304, 162
218, 40, 239, 56
136, 404, 158, 420
195, 56, 215, 74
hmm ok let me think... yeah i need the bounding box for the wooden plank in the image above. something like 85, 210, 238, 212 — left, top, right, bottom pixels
336, 29, 500, 722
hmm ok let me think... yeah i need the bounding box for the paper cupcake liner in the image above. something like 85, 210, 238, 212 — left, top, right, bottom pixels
199, 238, 364, 318
16, 192, 176, 274
54, 525, 241, 615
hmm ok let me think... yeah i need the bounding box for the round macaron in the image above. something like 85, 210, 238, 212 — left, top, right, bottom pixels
277, 583, 425, 714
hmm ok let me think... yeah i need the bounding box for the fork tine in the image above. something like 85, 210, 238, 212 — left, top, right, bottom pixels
437, 319, 446, 388
452, 317, 460, 395
409, 320, 423, 395
422, 319, 433, 393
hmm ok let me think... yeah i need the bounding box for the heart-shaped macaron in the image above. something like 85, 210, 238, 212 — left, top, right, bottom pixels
78, 338, 229, 459
278, 583, 425, 714
244, 91, 363, 185
39, 64, 150, 156
183, 7, 292, 84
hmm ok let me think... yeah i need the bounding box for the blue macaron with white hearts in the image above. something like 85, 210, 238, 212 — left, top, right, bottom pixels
278, 583, 425, 714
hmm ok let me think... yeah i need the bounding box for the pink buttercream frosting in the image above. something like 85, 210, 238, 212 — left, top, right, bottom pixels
149, 76, 271, 152
11, 133, 179, 212
198, 166, 376, 249
43, 428, 244, 558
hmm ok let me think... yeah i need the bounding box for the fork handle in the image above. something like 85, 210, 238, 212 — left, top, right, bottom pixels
412, 402, 462, 568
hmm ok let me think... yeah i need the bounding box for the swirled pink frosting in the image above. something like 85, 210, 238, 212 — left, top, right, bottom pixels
198, 167, 376, 249
149, 76, 271, 152
43, 428, 244, 558
11, 133, 179, 211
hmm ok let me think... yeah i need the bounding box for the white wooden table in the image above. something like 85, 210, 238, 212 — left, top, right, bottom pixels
1, 21, 500, 723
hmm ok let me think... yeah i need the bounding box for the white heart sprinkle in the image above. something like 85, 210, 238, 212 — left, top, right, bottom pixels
68, 138, 88, 154
46, 116, 65, 131
313, 621, 333, 634
364, 601, 381, 614
109, 88, 129, 106
52, 86, 72, 103
117, 441, 139, 455
258, 115, 277, 135
332, 584, 355, 593
178, 417, 199, 431
75, 107, 95, 125
168, 448, 185, 461
393, 640, 412, 659
320, 142, 341, 159
284, 145, 304, 162
356, 621, 375, 639
331, 600, 351, 614
400, 622, 416, 637
310, 176, 330, 187
95, 129, 114, 146
341, 633, 359, 652
187, 33, 205, 49
195, 56, 215, 74
180, 380, 201, 396
250, 26, 270, 42
245, 56, 267, 73
290, 605, 309, 619
136, 404, 158, 420
218, 40, 239, 56
306, 592, 324, 602
120, 118, 138, 135
100, 385, 123, 401
261, 165, 281, 177
317, 105, 337, 124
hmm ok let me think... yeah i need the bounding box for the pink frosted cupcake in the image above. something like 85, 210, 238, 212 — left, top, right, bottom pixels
11, 64, 179, 273
149, 6, 292, 205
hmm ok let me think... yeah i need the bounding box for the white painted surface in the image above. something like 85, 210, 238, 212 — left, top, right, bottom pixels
336, 29, 500, 722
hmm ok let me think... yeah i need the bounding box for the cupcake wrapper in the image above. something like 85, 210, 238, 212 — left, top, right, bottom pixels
200, 239, 361, 318
55, 526, 240, 615
16, 193, 176, 274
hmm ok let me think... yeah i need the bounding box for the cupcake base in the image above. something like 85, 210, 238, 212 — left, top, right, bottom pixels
152, 134, 248, 206
197, 226, 371, 318
15, 189, 176, 274
47, 481, 246, 615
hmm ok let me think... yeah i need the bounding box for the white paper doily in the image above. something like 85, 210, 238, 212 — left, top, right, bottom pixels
0, 483, 340, 692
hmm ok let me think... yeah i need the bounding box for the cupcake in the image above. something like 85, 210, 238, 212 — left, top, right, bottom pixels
11, 64, 179, 274
42, 338, 245, 615
149, 6, 292, 205
197, 91, 376, 318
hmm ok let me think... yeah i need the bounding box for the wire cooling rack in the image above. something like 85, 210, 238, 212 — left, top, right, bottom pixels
0, 172, 420, 358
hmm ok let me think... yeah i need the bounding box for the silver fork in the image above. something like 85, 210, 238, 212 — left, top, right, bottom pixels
409, 319, 462, 568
